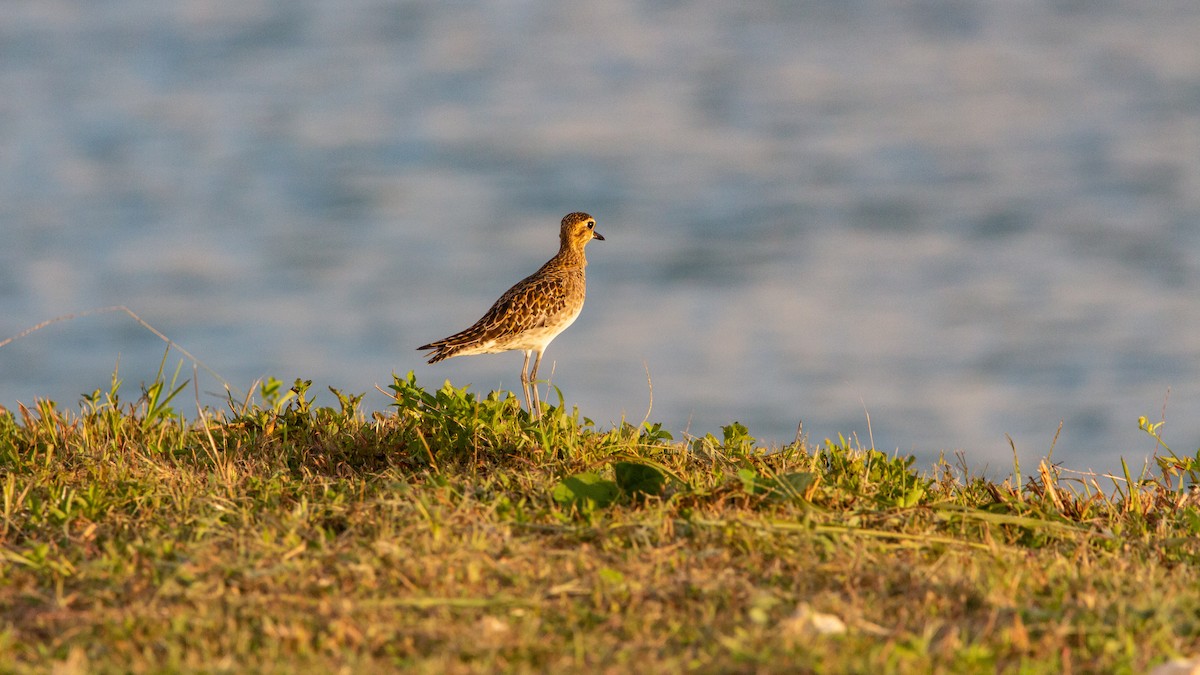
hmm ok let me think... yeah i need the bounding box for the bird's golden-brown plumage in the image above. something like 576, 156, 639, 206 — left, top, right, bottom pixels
418, 212, 604, 417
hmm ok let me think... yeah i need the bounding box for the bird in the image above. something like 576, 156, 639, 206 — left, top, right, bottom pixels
418, 212, 604, 418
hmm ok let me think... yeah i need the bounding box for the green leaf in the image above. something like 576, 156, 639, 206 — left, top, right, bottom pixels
774, 472, 816, 496
640, 422, 674, 443
737, 470, 815, 500
722, 422, 755, 450
552, 472, 619, 510
896, 484, 925, 508
613, 462, 666, 499
737, 468, 760, 494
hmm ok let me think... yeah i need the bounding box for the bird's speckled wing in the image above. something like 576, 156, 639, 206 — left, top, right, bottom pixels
472, 270, 577, 339
418, 266, 585, 359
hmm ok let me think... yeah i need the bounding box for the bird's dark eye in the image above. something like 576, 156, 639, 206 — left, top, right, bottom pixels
587, 222, 594, 229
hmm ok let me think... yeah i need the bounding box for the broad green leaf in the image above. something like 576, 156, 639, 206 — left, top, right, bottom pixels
613, 461, 665, 499
552, 472, 619, 510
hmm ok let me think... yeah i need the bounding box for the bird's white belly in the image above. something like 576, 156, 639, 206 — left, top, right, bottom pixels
451, 305, 584, 356
504, 322, 573, 351
504, 306, 582, 351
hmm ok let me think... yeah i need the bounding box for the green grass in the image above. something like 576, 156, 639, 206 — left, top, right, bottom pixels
2, 369, 1200, 673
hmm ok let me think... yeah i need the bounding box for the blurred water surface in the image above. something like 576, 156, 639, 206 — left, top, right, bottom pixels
2, 1, 1199, 472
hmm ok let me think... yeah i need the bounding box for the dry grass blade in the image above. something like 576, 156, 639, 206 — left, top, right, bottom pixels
0, 304, 231, 391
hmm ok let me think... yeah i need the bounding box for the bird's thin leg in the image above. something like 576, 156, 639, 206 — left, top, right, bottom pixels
520, 350, 533, 414
529, 350, 544, 419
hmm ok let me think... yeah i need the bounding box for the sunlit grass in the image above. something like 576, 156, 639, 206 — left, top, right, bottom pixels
1, 369, 1199, 672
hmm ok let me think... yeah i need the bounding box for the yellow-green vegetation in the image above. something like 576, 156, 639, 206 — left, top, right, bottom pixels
2, 370, 1200, 673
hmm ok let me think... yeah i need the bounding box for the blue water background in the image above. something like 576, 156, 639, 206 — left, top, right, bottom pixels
3, 2, 1199, 474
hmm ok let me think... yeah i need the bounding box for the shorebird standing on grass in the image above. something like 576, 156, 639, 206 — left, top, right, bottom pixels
418, 212, 604, 418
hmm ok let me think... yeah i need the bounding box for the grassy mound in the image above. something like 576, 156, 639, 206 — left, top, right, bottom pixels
2, 372, 1199, 672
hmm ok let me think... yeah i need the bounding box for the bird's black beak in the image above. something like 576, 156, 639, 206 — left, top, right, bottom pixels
593, 231, 605, 241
